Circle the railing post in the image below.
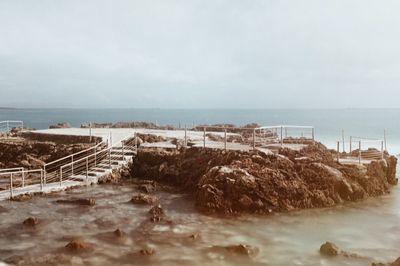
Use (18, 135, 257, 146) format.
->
(381, 140, 384, 159)
(337, 141, 340, 162)
(86, 157, 89, 186)
(60, 168, 63, 187)
(280, 126, 283, 146)
(89, 122, 92, 142)
(135, 132, 138, 152)
(312, 128, 315, 141)
(71, 155, 74, 175)
(253, 128, 256, 150)
(122, 141, 125, 160)
(224, 129, 227, 151)
(40, 170, 43, 191)
(43, 165, 47, 185)
(108, 149, 112, 169)
(22, 170, 25, 188)
(184, 125, 187, 148)
(203, 127, 206, 149)
(358, 141, 362, 164)
(10, 173, 13, 199)
(384, 129, 387, 151)
(94, 146, 97, 167)
(110, 132, 113, 147)
(342, 129, 345, 152)
(350, 136, 352, 153)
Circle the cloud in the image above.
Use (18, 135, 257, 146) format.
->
(0, 0, 399, 108)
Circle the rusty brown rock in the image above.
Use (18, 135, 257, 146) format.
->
(56, 198, 96, 206)
(65, 240, 94, 253)
(139, 248, 156, 256)
(23, 217, 39, 226)
(130, 193, 158, 205)
(131, 145, 397, 215)
(320, 242, 339, 256)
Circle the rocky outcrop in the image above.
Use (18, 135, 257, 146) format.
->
(81, 121, 176, 130)
(373, 257, 400, 266)
(0, 139, 93, 169)
(49, 122, 71, 129)
(131, 144, 397, 214)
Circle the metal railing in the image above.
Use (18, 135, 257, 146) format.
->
(59, 133, 138, 186)
(336, 136, 384, 164)
(43, 141, 106, 184)
(0, 169, 44, 198)
(0, 133, 138, 199)
(0, 120, 24, 133)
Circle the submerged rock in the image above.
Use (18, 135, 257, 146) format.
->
(113, 228, 125, 238)
(372, 257, 400, 266)
(139, 248, 156, 256)
(209, 244, 259, 257)
(65, 240, 94, 253)
(148, 205, 165, 222)
(23, 217, 40, 227)
(56, 198, 96, 206)
(130, 193, 158, 205)
(320, 242, 339, 256)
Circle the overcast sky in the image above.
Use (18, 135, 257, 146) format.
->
(0, 0, 399, 108)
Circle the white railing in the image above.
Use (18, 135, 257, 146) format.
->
(58, 133, 138, 186)
(336, 136, 384, 163)
(0, 169, 44, 198)
(0, 120, 24, 133)
(255, 125, 315, 146)
(43, 141, 106, 184)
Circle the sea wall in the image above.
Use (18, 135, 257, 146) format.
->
(131, 144, 397, 214)
(19, 132, 101, 144)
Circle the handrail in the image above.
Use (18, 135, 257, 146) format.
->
(44, 141, 105, 168)
(0, 168, 42, 176)
(60, 133, 135, 170)
(0, 167, 24, 173)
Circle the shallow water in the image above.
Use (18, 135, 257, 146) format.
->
(1, 183, 400, 266)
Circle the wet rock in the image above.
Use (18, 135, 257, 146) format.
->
(148, 205, 165, 222)
(372, 257, 400, 266)
(99, 171, 122, 184)
(130, 193, 158, 205)
(23, 217, 39, 227)
(225, 244, 259, 256)
(139, 248, 156, 256)
(65, 240, 94, 253)
(49, 122, 71, 129)
(189, 233, 201, 240)
(113, 228, 126, 238)
(320, 241, 339, 256)
(132, 145, 398, 214)
(11, 193, 33, 202)
(139, 183, 156, 193)
(56, 198, 96, 206)
(209, 244, 259, 257)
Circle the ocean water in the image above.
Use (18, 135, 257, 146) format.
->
(1, 108, 399, 153)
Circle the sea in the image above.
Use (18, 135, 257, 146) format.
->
(1, 108, 400, 265)
(0, 108, 399, 154)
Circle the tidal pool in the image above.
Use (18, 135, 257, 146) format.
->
(0, 182, 399, 266)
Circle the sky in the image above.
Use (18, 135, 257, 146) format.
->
(0, 0, 399, 108)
